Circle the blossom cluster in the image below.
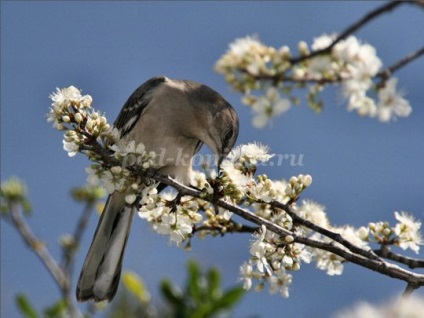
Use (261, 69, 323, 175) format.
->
(240, 199, 422, 296)
(138, 186, 203, 246)
(86, 141, 157, 202)
(363, 211, 423, 254)
(215, 34, 412, 126)
(48, 87, 158, 203)
(135, 142, 314, 296)
(0, 177, 32, 214)
(47, 86, 116, 157)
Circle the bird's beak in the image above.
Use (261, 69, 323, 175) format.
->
(217, 146, 231, 172)
(218, 154, 225, 172)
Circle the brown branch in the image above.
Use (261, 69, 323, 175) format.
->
(377, 46, 424, 81)
(82, 137, 424, 290)
(9, 204, 69, 290)
(8, 203, 83, 316)
(270, 201, 381, 262)
(193, 222, 258, 235)
(403, 282, 420, 297)
(245, 1, 423, 87)
(62, 202, 96, 279)
(245, 70, 344, 85)
(374, 246, 424, 269)
(146, 172, 424, 288)
(290, 1, 420, 65)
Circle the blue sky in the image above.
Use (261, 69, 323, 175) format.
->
(2, 1, 424, 317)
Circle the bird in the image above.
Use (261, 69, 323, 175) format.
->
(76, 76, 239, 302)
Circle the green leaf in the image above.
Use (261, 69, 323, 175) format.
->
(212, 286, 246, 312)
(206, 268, 221, 300)
(160, 279, 184, 308)
(43, 299, 67, 318)
(15, 294, 39, 318)
(187, 260, 201, 300)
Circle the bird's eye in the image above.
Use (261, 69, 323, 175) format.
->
(224, 129, 233, 143)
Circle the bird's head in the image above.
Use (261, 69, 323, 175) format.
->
(178, 79, 239, 169)
(207, 105, 239, 168)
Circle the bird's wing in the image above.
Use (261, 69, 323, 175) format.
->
(114, 76, 167, 138)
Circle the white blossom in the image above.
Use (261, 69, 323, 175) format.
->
(239, 262, 253, 290)
(376, 77, 412, 122)
(47, 86, 92, 129)
(268, 268, 292, 298)
(297, 200, 330, 231)
(394, 211, 422, 253)
(314, 247, 344, 276)
(311, 33, 335, 51)
(228, 35, 263, 57)
(62, 140, 79, 157)
(228, 142, 274, 164)
(248, 178, 284, 203)
(156, 214, 193, 246)
(85, 167, 100, 186)
(250, 226, 274, 274)
(220, 160, 253, 192)
(346, 92, 377, 117)
(248, 87, 291, 128)
(334, 225, 370, 250)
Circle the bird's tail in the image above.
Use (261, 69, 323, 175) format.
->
(76, 191, 135, 302)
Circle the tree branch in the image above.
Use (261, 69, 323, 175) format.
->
(244, 1, 423, 88)
(62, 202, 96, 279)
(9, 204, 71, 295)
(374, 246, 424, 269)
(192, 222, 257, 235)
(290, 0, 422, 65)
(403, 282, 420, 297)
(144, 172, 424, 289)
(377, 46, 424, 82)
(270, 201, 381, 262)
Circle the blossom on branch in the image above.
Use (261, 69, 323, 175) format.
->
(394, 211, 422, 253)
(215, 34, 413, 124)
(47, 86, 423, 300)
(376, 77, 412, 122)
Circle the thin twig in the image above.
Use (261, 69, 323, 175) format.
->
(290, 1, 418, 65)
(10, 204, 69, 291)
(8, 203, 82, 317)
(403, 282, 420, 297)
(374, 246, 424, 269)
(193, 222, 258, 235)
(271, 201, 381, 262)
(62, 202, 96, 279)
(377, 46, 424, 81)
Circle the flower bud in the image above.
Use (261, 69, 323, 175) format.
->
(74, 113, 83, 123)
(110, 166, 122, 174)
(292, 262, 301, 271)
(285, 235, 295, 243)
(302, 175, 312, 187)
(62, 115, 70, 123)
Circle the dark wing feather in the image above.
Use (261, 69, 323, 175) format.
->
(114, 76, 166, 138)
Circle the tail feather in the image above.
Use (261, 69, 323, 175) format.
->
(76, 192, 135, 302)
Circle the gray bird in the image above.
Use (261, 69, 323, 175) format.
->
(76, 76, 239, 302)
